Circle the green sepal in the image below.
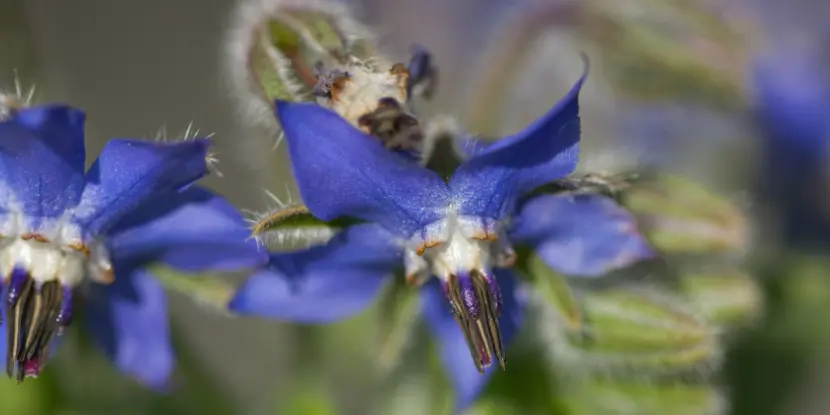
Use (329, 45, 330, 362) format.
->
(571, 289, 721, 380)
(148, 265, 237, 315)
(374, 274, 423, 375)
(248, 202, 357, 250)
(519, 251, 585, 337)
(562, 379, 726, 415)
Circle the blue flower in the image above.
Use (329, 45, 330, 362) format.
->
(230, 61, 654, 411)
(0, 104, 267, 387)
(752, 47, 830, 249)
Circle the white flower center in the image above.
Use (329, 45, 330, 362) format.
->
(404, 214, 513, 284)
(426, 225, 492, 280)
(403, 214, 514, 373)
(0, 213, 112, 287)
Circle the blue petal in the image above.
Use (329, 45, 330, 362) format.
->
(229, 223, 402, 322)
(276, 101, 449, 237)
(511, 193, 654, 277)
(73, 138, 212, 236)
(85, 267, 174, 390)
(422, 270, 525, 414)
(107, 186, 267, 272)
(0, 105, 86, 219)
(449, 60, 587, 220)
(753, 51, 830, 155)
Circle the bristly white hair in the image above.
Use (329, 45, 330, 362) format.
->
(151, 121, 222, 177)
(222, 0, 378, 138)
(243, 187, 337, 249)
(529, 284, 724, 384)
(0, 70, 37, 120)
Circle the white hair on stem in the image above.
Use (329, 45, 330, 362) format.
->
(242, 187, 338, 249)
(149, 121, 222, 177)
(529, 285, 724, 383)
(0, 70, 37, 120)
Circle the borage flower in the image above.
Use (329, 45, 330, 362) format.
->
(752, 46, 830, 249)
(0, 103, 266, 387)
(230, 59, 654, 411)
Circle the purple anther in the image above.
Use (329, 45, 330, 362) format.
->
(457, 274, 481, 320)
(22, 358, 40, 378)
(6, 267, 29, 308)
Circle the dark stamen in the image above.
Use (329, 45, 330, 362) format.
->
(4, 269, 71, 382)
(406, 45, 438, 100)
(442, 270, 506, 373)
(357, 97, 423, 152)
(22, 358, 40, 378)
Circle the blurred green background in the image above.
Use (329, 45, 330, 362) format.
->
(2, 0, 830, 414)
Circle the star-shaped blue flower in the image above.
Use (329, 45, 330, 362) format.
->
(752, 47, 830, 249)
(230, 62, 654, 411)
(0, 104, 267, 387)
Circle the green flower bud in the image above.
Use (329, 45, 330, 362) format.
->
(149, 265, 237, 316)
(562, 379, 727, 415)
(573, 288, 722, 378)
(620, 174, 748, 255)
(678, 269, 763, 330)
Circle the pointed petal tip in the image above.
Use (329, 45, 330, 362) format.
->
(448, 54, 588, 218)
(225, 287, 246, 313)
(571, 52, 590, 95)
(579, 52, 590, 74)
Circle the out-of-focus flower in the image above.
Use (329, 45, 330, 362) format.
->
(751, 45, 830, 250)
(230, 60, 655, 412)
(0, 100, 266, 388)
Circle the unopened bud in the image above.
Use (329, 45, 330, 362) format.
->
(562, 378, 727, 415)
(678, 269, 763, 330)
(224, 0, 379, 131)
(544, 287, 722, 379)
(620, 174, 749, 255)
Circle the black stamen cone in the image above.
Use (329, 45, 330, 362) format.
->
(442, 270, 506, 373)
(357, 97, 423, 153)
(4, 269, 70, 382)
